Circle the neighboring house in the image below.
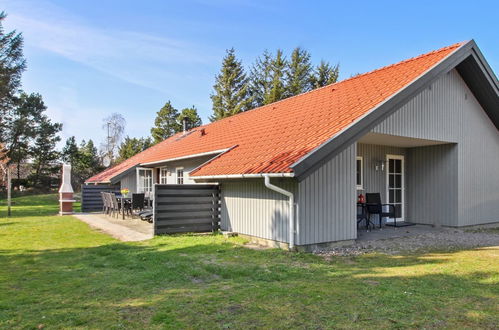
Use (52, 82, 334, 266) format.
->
(86, 40, 499, 250)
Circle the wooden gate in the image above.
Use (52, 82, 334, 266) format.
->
(81, 184, 120, 212)
(153, 184, 220, 234)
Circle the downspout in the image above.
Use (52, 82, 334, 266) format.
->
(263, 175, 295, 250)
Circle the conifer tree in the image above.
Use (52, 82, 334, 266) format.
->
(266, 49, 287, 104)
(0, 12, 26, 140)
(285, 47, 313, 97)
(178, 106, 202, 130)
(249, 50, 273, 107)
(117, 136, 152, 162)
(210, 48, 252, 121)
(311, 60, 339, 88)
(151, 101, 181, 143)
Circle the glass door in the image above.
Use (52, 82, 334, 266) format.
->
(386, 155, 404, 221)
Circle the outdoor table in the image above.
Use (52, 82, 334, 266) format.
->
(116, 195, 131, 220)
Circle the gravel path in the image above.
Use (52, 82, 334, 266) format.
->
(73, 213, 154, 242)
(316, 225, 499, 257)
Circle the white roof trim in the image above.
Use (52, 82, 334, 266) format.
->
(191, 173, 295, 180)
(139, 149, 229, 166)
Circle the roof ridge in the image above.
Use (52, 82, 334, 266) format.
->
(335, 41, 466, 85)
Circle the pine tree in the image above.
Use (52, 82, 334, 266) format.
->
(62, 136, 79, 165)
(117, 136, 153, 162)
(151, 101, 181, 143)
(210, 48, 252, 121)
(311, 60, 339, 88)
(7, 92, 45, 179)
(249, 50, 273, 107)
(0, 12, 26, 141)
(178, 106, 202, 130)
(30, 114, 62, 187)
(266, 49, 287, 104)
(286, 47, 313, 97)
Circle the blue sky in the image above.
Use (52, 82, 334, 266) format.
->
(1, 0, 498, 149)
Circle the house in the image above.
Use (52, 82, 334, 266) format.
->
(86, 40, 499, 250)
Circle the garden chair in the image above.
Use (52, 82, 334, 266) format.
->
(129, 193, 145, 217)
(100, 192, 108, 214)
(365, 193, 397, 228)
(109, 193, 121, 218)
(103, 193, 112, 216)
(357, 203, 372, 231)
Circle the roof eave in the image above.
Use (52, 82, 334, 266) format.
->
(191, 173, 295, 180)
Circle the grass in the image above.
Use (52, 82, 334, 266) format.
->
(0, 195, 498, 329)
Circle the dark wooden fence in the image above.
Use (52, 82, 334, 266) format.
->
(81, 184, 120, 212)
(153, 184, 220, 234)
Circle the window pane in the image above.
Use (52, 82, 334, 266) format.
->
(395, 160, 401, 173)
(389, 174, 394, 188)
(389, 159, 395, 172)
(395, 174, 402, 187)
(389, 189, 394, 202)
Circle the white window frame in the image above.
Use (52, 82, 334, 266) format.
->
(356, 156, 363, 190)
(159, 167, 168, 184)
(385, 154, 405, 222)
(176, 167, 184, 184)
(136, 167, 153, 195)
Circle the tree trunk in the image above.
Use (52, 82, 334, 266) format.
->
(7, 166, 11, 217)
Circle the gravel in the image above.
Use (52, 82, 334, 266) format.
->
(315, 225, 499, 257)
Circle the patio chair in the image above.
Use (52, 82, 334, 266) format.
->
(102, 192, 110, 215)
(357, 203, 372, 231)
(100, 192, 108, 214)
(129, 193, 145, 217)
(365, 193, 397, 228)
(109, 193, 121, 218)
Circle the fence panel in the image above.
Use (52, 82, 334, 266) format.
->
(81, 184, 120, 212)
(154, 184, 220, 234)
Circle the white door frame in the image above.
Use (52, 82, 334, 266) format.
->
(385, 154, 405, 222)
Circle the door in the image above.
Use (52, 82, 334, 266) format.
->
(386, 155, 404, 221)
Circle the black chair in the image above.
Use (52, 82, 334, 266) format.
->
(127, 193, 145, 217)
(357, 203, 372, 231)
(365, 193, 397, 228)
(132, 193, 145, 210)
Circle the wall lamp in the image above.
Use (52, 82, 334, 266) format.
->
(374, 160, 385, 171)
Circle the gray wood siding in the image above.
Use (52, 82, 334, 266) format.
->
(297, 144, 356, 245)
(357, 144, 408, 220)
(159, 155, 215, 184)
(457, 78, 499, 226)
(372, 70, 462, 143)
(120, 171, 137, 193)
(372, 69, 499, 226)
(406, 144, 458, 226)
(220, 178, 297, 243)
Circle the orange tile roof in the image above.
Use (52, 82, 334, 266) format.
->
(86, 42, 463, 183)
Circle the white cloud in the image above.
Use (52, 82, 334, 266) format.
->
(3, 0, 218, 92)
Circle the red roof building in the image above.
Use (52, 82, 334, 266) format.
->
(84, 41, 499, 250)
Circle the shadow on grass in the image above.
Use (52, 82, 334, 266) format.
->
(0, 240, 497, 328)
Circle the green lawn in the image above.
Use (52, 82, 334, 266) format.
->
(0, 195, 498, 329)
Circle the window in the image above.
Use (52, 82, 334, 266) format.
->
(356, 156, 363, 190)
(159, 167, 168, 184)
(137, 168, 153, 194)
(176, 168, 184, 184)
